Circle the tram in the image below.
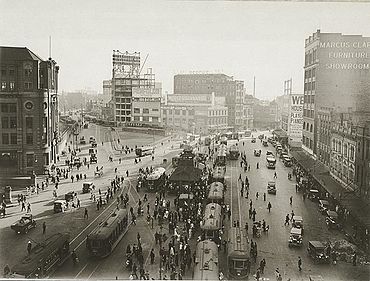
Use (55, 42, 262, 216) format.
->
(228, 144, 240, 160)
(193, 240, 219, 280)
(145, 167, 166, 191)
(214, 145, 227, 166)
(86, 209, 129, 257)
(201, 203, 223, 244)
(11, 233, 70, 278)
(227, 227, 250, 278)
(135, 146, 154, 157)
(207, 182, 224, 204)
(211, 166, 226, 184)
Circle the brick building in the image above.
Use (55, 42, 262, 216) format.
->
(0, 47, 59, 175)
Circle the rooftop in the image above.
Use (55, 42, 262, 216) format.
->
(0, 46, 44, 62)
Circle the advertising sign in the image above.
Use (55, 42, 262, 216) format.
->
(289, 95, 303, 142)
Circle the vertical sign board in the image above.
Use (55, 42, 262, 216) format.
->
(289, 95, 304, 143)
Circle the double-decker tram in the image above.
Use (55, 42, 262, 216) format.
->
(201, 203, 223, 244)
(193, 240, 219, 280)
(227, 227, 250, 278)
(11, 233, 70, 278)
(207, 182, 224, 204)
(145, 167, 166, 191)
(86, 209, 129, 257)
(214, 145, 227, 167)
(228, 144, 240, 160)
(211, 166, 226, 184)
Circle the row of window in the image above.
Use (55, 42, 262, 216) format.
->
(132, 116, 159, 122)
(116, 104, 131, 109)
(332, 139, 355, 161)
(1, 133, 33, 145)
(303, 136, 314, 150)
(304, 48, 317, 66)
(304, 68, 316, 79)
(163, 117, 192, 124)
(1, 103, 17, 113)
(1, 81, 33, 91)
(304, 81, 316, 92)
(303, 109, 314, 118)
(133, 108, 159, 114)
(303, 122, 313, 133)
(1, 116, 33, 129)
(162, 109, 194, 116)
(115, 116, 131, 122)
(208, 117, 227, 125)
(209, 110, 227, 116)
(1, 68, 33, 77)
(115, 97, 131, 103)
(116, 110, 131, 116)
(303, 94, 315, 104)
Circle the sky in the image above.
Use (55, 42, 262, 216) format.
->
(1, 0, 370, 100)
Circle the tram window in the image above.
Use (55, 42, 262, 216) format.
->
(234, 260, 244, 269)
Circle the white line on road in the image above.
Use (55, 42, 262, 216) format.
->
(87, 263, 100, 279)
(74, 263, 88, 279)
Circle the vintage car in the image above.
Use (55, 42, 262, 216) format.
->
(79, 136, 86, 144)
(251, 138, 256, 143)
(309, 189, 320, 201)
(89, 148, 95, 154)
(73, 157, 81, 167)
(267, 181, 276, 194)
(258, 134, 264, 140)
(262, 140, 268, 147)
(89, 136, 96, 143)
(325, 210, 340, 230)
(90, 153, 98, 164)
(266, 150, 274, 157)
(54, 200, 67, 213)
(318, 200, 330, 214)
(82, 182, 95, 193)
(283, 155, 292, 167)
(307, 241, 329, 263)
(11, 214, 37, 234)
(288, 227, 302, 247)
(292, 215, 304, 234)
(254, 149, 261, 157)
(65, 191, 75, 202)
(91, 141, 97, 148)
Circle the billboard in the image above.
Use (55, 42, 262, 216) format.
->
(289, 95, 303, 142)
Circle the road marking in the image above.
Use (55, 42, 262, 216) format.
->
(74, 263, 88, 279)
(87, 263, 100, 279)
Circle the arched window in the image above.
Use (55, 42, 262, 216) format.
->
(310, 124, 313, 132)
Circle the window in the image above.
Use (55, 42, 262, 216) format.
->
(312, 82, 316, 91)
(143, 116, 149, 122)
(1, 82, 7, 90)
(344, 144, 348, 157)
(182, 110, 186, 116)
(1, 117, 9, 129)
(1, 104, 8, 112)
(311, 95, 315, 103)
(24, 68, 32, 77)
(24, 82, 33, 90)
(26, 133, 33, 145)
(152, 108, 159, 112)
(9, 69, 15, 76)
(169, 109, 172, 114)
(10, 133, 17, 145)
(26, 154, 34, 167)
(1, 69, 6, 76)
(134, 108, 140, 114)
(2, 133, 9, 144)
(143, 109, 149, 114)
(25, 117, 33, 129)
(350, 146, 355, 161)
(175, 109, 180, 115)
(9, 82, 15, 90)
(10, 116, 17, 128)
(152, 117, 158, 122)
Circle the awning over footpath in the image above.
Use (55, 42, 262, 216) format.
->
(272, 129, 288, 138)
(169, 166, 202, 183)
(291, 149, 370, 230)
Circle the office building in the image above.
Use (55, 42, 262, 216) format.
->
(0, 46, 59, 175)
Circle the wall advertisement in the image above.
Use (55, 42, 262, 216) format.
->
(289, 95, 303, 142)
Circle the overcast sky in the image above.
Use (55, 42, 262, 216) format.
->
(1, 0, 370, 100)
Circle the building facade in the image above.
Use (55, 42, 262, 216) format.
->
(0, 47, 59, 176)
(131, 88, 161, 127)
(355, 121, 370, 200)
(302, 30, 370, 157)
(173, 73, 252, 130)
(316, 106, 333, 166)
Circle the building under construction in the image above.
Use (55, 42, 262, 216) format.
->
(111, 50, 155, 125)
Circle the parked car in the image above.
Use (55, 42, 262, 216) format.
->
(254, 149, 261, 157)
(266, 151, 274, 156)
(292, 215, 304, 234)
(325, 210, 341, 230)
(262, 140, 268, 147)
(283, 155, 292, 167)
(318, 200, 330, 214)
(267, 181, 276, 194)
(11, 214, 36, 234)
(307, 241, 329, 263)
(82, 182, 95, 193)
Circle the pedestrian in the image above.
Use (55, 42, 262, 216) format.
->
(27, 241, 32, 255)
(275, 268, 280, 280)
(256, 162, 259, 169)
(267, 202, 272, 213)
(285, 214, 290, 226)
(84, 208, 88, 219)
(263, 192, 266, 201)
(21, 201, 26, 212)
(256, 192, 259, 200)
(42, 222, 46, 234)
(290, 196, 293, 205)
(274, 172, 277, 179)
(245, 222, 249, 233)
(27, 203, 31, 213)
(150, 248, 155, 264)
(298, 256, 302, 271)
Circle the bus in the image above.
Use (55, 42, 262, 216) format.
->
(145, 167, 166, 191)
(207, 182, 224, 204)
(266, 156, 277, 169)
(228, 145, 240, 160)
(211, 166, 226, 184)
(11, 233, 70, 278)
(201, 203, 223, 243)
(135, 146, 154, 157)
(86, 209, 129, 257)
(227, 227, 250, 278)
(193, 240, 219, 280)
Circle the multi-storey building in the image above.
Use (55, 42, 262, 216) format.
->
(355, 121, 370, 200)
(173, 73, 252, 130)
(316, 106, 334, 166)
(111, 51, 155, 126)
(253, 100, 279, 130)
(0, 47, 59, 175)
(131, 88, 161, 127)
(302, 30, 370, 156)
(330, 112, 357, 191)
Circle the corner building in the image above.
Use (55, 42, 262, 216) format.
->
(0, 47, 59, 176)
(302, 30, 370, 156)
